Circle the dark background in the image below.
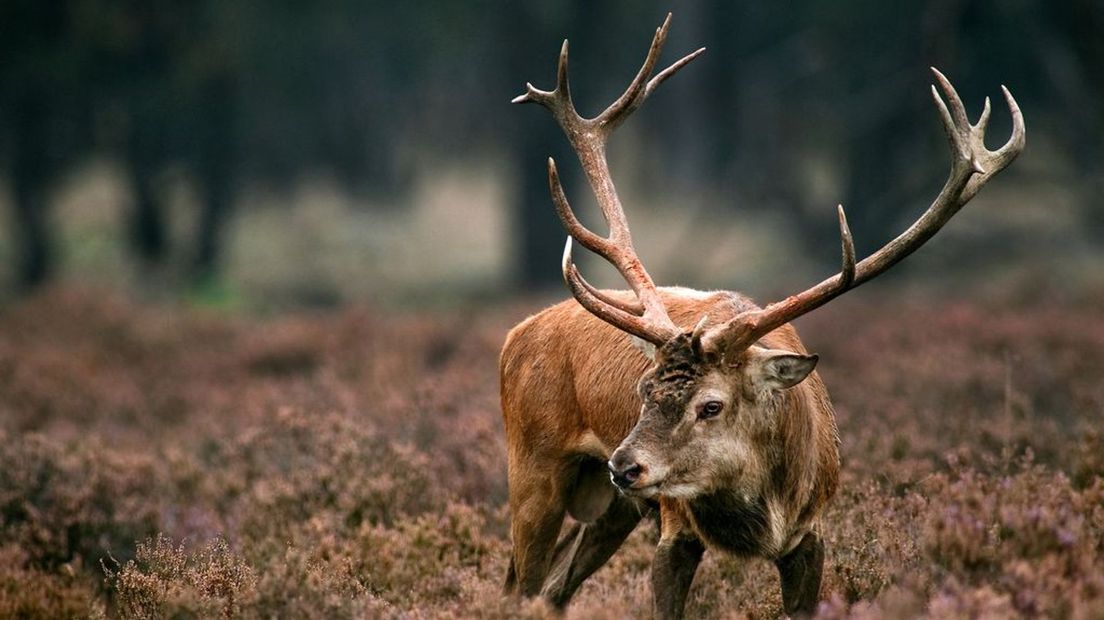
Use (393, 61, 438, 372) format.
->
(0, 1, 1100, 308)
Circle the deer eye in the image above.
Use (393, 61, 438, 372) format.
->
(698, 400, 724, 420)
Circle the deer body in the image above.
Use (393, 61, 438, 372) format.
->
(503, 13, 1023, 618)
(502, 288, 839, 614)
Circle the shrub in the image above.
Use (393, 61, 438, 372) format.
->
(0, 433, 161, 571)
(107, 534, 255, 619)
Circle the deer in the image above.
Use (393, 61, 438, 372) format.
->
(500, 13, 1024, 619)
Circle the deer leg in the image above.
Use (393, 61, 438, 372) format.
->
(504, 461, 567, 597)
(541, 492, 646, 608)
(775, 531, 824, 617)
(651, 533, 705, 620)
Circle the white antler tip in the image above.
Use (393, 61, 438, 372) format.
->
(693, 314, 709, 332)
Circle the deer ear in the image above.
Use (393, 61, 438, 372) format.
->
(630, 335, 657, 360)
(754, 349, 818, 390)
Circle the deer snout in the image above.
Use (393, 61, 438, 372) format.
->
(608, 451, 645, 489)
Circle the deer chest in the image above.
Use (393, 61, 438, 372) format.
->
(688, 490, 773, 557)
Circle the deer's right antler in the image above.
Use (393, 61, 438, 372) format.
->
(513, 13, 705, 346)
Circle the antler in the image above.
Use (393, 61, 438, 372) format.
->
(703, 68, 1026, 356)
(513, 13, 705, 346)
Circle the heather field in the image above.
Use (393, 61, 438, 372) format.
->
(2, 287, 1103, 619)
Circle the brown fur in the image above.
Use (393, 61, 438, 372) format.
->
(500, 287, 840, 614)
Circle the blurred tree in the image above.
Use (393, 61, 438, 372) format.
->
(0, 1, 89, 289)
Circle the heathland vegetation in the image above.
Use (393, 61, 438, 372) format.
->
(1, 287, 1102, 617)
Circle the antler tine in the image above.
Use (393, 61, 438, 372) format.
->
(511, 40, 576, 121)
(994, 86, 1026, 160)
(547, 158, 607, 254)
(556, 39, 571, 102)
(703, 70, 1025, 356)
(646, 46, 707, 100)
(597, 13, 705, 134)
(975, 96, 992, 133)
(837, 205, 856, 288)
(595, 13, 670, 131)
(931, 68, 969, 131)
(562, 239, 646, 317)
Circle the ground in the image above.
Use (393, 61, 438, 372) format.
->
(1, 287, 1102, 618)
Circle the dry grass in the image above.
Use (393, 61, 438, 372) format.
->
(0, 287, 1102, 618)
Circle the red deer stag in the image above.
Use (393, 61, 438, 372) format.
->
(501, 13, 1024, 618)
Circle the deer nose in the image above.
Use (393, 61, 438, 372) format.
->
(608, 453, 644, 488)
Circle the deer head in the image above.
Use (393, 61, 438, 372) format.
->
(514, 14, 1025, 497)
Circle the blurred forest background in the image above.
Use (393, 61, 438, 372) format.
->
(0, 0, 1101, 309)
